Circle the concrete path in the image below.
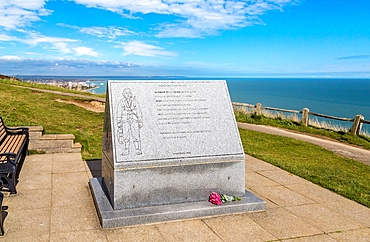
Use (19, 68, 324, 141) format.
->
(238, 122, 370, 166)
(1, 152, 369, 241)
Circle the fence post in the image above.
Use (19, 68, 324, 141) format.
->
(256, 103, 262, 115)
(302, 108, 309, 126)
(243, 105, 248, 114)
(350, 114, 364, 135)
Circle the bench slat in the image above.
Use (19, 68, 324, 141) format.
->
(0, 135, 26, 151)
(0, 135, 26, 162)
(2, 136, 26, 152)
(0, 126, 5, 143)
(0, 136, 15, 153)
(0, 118, 5, 136)
(8, 135, 25, 153)
(0, 136, 17, 153)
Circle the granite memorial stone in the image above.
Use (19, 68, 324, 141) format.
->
(89, 80, 265, 228)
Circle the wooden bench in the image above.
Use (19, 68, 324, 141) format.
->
(0, 116, 29, 194)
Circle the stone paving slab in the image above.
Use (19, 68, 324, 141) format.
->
(325, 201, 370, 227)
(329, 228, 370, 242)
(281, 234, 338, 242)
(104, 225, 163, 241)
(0, 153, 369, 241)
(245, 171, 280, 188)
(156, 220, 223, 241)
(257, 169, 309, 185)
(285, 203, 363, 233)
(285, 183, 348, 205)
(248, 207, 322, 240)
(252, 185, 316, 207)
(245, 155, 281, 172)
(203, 213, 277, 241)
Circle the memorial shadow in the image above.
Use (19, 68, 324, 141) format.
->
(85, 159, 102, 177)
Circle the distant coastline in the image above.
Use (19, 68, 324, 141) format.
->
(0, 74, 22, 81)
(9, 75, 370, 133)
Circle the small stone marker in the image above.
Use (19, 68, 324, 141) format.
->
(89, 80, 265, 228)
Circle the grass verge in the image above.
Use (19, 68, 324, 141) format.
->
(239, 128, 370, 208)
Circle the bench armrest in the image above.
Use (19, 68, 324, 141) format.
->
(5, 127, 29, 136)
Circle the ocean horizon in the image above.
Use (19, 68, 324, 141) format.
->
(22, 76, 370, 133)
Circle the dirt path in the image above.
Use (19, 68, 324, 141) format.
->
(238, 122, 370, 166)
(16, 85, 105, 102)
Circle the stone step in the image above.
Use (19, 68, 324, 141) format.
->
(28, 126, 81, 153)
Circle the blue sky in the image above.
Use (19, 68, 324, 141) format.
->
(0, 0, 369, 77)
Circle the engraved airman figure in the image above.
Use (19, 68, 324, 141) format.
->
(117, 88, 143, 156)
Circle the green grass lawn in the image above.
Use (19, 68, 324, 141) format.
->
(239, 128, 370, 208)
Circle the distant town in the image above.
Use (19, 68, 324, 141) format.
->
(17, 75, 99, 92)
(30, 79, 97, 92)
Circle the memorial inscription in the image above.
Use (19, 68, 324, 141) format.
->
(107, 80, 244, 167)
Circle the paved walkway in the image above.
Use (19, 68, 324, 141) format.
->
(1, 151, 369, 241)
(238, 122, 370, 166)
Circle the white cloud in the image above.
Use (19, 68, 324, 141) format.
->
(58, 23, 137, 39)
(80, 26, 136, 38)
(0, 31, 101, 57)
(73, 0, 300, 37)
(3, 0, 45, 10)
(0, 0, 52, 29)
(19, 31, 78, 54)
(120, 40, 177, 57)
(73, 0, 169, 14)
(72, 46, 100, 57)
(0, 0, 299, 38)
(0, 56, 140, 75)
(52, 42, 71, 54)
(155, 26, 204, 38)
(0, 55, 24, 60)
(0, 33, 17, 41)
(23, 32, 78, 46)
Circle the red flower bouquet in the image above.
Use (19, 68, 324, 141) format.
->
(209, 192, 241, 205)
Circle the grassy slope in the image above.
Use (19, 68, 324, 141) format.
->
(0, 79, 104, 160)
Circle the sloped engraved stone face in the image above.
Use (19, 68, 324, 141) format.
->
(105, 80, 244, 167)
(102, 80, 246, 210)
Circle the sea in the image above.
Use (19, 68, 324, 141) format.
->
(21, 76, 370, 133)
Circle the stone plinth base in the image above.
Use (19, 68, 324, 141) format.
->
(89, 177, 266, 228)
